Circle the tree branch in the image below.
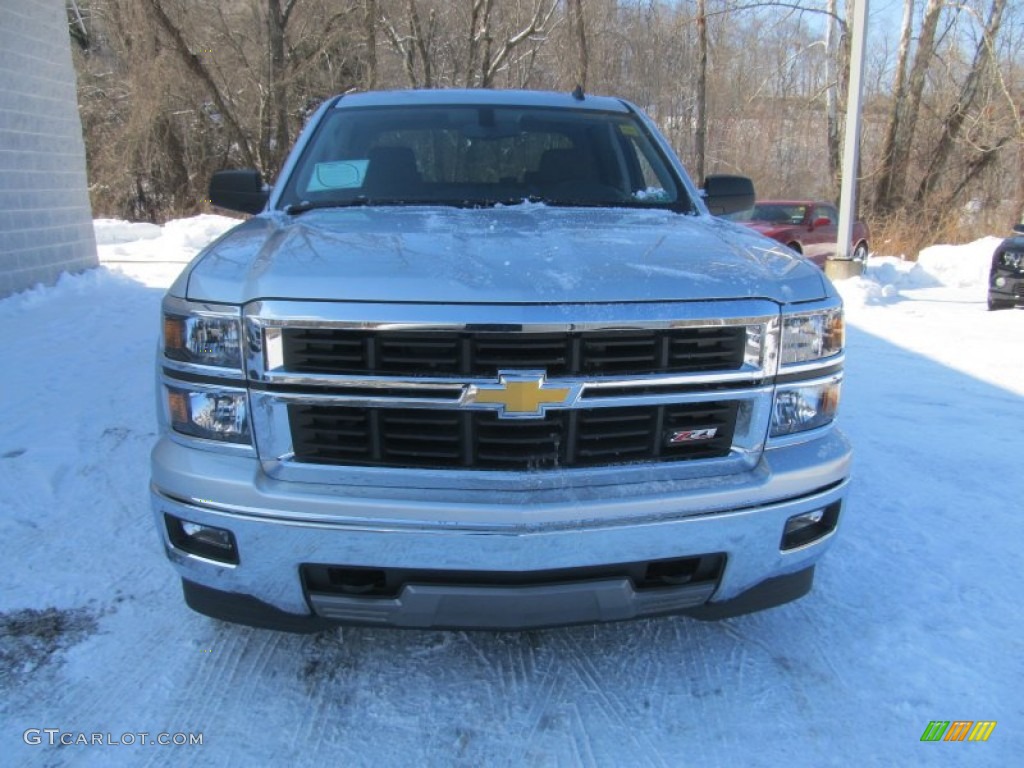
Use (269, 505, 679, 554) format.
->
(141, 0, 256, 168)
(380, 14, 419, 88)
(482, 0, 558, 87)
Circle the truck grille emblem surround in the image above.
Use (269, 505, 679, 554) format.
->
(465, 371, 580, 418)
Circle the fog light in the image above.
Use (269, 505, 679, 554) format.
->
(781, 502, 840, 550)
(165, 514, 239, 564)
(995, 276, 1007, 287)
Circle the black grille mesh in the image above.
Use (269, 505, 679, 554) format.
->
(281, 327, 747, 377)
(289, 402, 738, 470)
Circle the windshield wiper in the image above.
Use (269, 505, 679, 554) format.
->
(538, 198, 660, 210)
(285, 197, 441, 215)
(283, 199, 372, 215)
(286, 197, 545, 213)
(284, 196, 690, 215)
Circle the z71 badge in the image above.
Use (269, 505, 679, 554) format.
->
(667, 428, 719, 444)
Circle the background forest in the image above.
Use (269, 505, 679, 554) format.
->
(68, 0, 1024, 254)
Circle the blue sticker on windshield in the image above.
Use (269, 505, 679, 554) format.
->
(306, 160, 368, 192)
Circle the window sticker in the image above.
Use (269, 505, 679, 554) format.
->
(306, 159, 368, 192)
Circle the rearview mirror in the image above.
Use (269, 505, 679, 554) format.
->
(703, 175, 755, 216)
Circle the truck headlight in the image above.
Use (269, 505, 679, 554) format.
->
(771, 377, 841, 436)
(163, 304, 242, 368)
(167, 386, 251, 444)
(780, 308, 843, 365)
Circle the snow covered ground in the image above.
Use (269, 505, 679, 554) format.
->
(1, 217, 1021, 766)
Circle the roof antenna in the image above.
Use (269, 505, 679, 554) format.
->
(571, 84, 585, 101)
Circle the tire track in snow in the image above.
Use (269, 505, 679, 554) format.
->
(463, 630, 548, 733)
(552, 628, 671, 768)
(510, 645, 569, 765)
(574, 657, 666, 765)
(563, 700, 599, 768)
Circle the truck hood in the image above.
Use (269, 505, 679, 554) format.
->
(181, 206, 827, 305)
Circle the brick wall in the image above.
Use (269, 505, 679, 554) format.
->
(0, 1, 97, 299)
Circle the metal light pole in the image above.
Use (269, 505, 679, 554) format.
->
(827, 0, 870, 281)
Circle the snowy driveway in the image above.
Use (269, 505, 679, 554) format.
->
(1, 220, 1021, 766)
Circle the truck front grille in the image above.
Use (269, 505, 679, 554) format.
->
(281, 327, 747, 377)
(288, 401, 738, 470)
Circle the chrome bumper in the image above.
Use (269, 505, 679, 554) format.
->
(150, 428, 851, 629)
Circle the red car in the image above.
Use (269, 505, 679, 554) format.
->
(728, 200, 870, 267)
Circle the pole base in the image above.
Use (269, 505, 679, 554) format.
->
(824, 259, 865, 280)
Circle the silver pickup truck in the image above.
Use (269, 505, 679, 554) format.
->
(151, 89, 851, 631)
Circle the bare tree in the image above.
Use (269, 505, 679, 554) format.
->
(264, 0, 299, 171)
(872, 0, 943, 216)
(380, 0, 558, 89)
(70, 0, 1022, 237)
(823, 0, 843, 197)
(694, 0, 708, 186)
(870, 0, 913, 210)
(141, 0, 258, 168)
(364, 0, 378, 89)
(914, 0, 1008, 206)
(474, 0, 559, 87)
(567, 0, 589, 91)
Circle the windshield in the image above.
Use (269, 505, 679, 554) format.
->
(278, 105, 688, 211)
(725, 203, 808, 224)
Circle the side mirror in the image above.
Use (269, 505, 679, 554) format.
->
(703, 175, 755, 216)
(1014, 223, 1024, 234)
(210, 170, 268, 215)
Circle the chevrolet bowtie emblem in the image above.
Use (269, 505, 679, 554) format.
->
(467, 372, 579, 418)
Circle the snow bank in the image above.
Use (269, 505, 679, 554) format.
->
(0, 215, 242, 303)
(915, 236, 1001, 288)
(0, 265, 141, 319)
(160, 213, 241, 251)
(834, 237, 1001, 308)
(94, 214, 239, 263)
(93, 218, 162, 244)
(833, 274, 899, 309)
(832, 256, 919, 308)
(866, 256, 934, 289)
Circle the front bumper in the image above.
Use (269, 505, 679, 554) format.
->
(150, 428, 851, 630)
(989, 271, 1024, 305)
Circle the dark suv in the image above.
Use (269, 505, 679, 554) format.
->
(989, 224, 1024, 310)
